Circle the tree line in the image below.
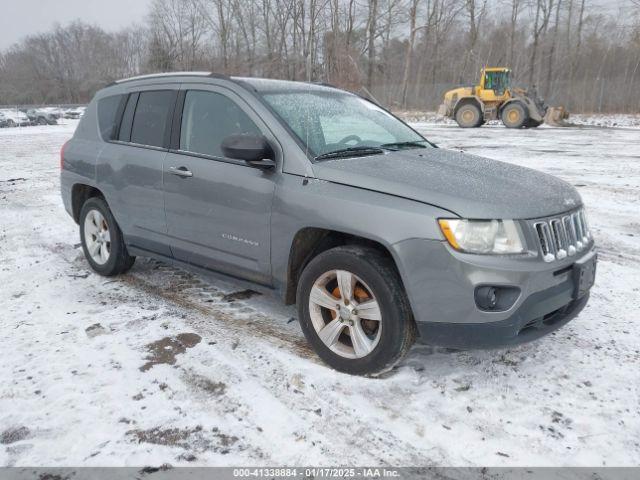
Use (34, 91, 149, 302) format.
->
(1, 0, 639, 113)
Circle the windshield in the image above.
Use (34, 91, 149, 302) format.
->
(484, 71, 510, 92)
(261, 90, 430, 158)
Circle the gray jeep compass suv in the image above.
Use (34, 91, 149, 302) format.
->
(60, 72, 596, 375)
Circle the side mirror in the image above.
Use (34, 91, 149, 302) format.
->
(221, 134, 276, 170)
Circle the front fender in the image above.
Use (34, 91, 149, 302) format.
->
(271, 173, 453, 294)
(453, 95, 485, 115)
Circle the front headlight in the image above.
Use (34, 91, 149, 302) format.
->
(438, 219, 525, 254)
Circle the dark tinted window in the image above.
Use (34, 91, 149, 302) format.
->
(180, 91, 260, 158)
(118, 93, 138, 142)
(130, 90, 176, 148)
(97, 94, 124, 140)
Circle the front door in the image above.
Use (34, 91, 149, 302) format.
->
(163, 86, 276, 284)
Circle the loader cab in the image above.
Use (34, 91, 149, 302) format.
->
(478, 68, 511, 102)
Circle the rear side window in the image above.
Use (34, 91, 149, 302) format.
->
(180, 90, 260, 158)
(118, 93, 138, 142)
(97, 95, 124, 140)
(130, 90, 176, 148)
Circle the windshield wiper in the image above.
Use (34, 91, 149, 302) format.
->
(379, 141, 429, 151)
(314, 146, 385, 161)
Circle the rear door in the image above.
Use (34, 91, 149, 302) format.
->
(163, 85, 277, 284)
(99, 87, 178, 256)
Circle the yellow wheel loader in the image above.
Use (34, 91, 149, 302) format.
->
(438, 67, 569, 128)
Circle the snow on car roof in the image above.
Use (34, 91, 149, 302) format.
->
(233, 76, 339, 93)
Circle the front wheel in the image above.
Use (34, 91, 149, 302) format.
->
(501, 103, 528, 128)
(297, 246, 415, 376)
(79, 197, 135, 276)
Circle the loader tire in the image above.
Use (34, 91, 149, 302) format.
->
(501, 103, 528, 128)
(455, 103, 483, 128)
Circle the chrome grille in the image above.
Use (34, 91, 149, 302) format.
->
(534, 209, 591, 262)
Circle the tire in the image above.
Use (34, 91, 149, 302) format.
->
(297, 245, 416, 376)
(79, 197, 135, 276)
(37, 117, 47, 125)
(501, 102, 528, 128)
(455, 103, 483, 128)
(7, 119, 15, 128)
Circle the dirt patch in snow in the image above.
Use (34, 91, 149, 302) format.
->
(0, 426, 30, 444)
(140, 333, 202, 372)
(0, 177, 27, 184)
(221, 289, 262, 302)
(185, 373, 227, 396)
(127, 426, 238, 453)
(85, 323, 107, 337)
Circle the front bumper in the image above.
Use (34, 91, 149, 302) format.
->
(391, 238, 596, 349)
(416, 288, 589, 349)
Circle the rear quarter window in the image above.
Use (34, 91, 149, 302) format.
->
(97, 95, 124, 141)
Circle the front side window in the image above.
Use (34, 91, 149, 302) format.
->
(130, 90, 176, 148)
(261, 90, 428, 158)
(180, 90, 260, 158)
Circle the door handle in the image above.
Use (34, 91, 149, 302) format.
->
(169, 166, 193, 178)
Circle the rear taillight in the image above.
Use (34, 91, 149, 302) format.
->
(60, 140, 69, 169)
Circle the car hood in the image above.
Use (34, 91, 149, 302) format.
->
(311, 148, 582, 219)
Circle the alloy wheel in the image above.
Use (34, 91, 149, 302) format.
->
(308, 269, 382, 359)
(84, 209, 111, 265)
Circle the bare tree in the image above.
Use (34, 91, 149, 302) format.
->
(460, 0, 487, 81)
(506, 0, 523, 67)
(544, 0, 562, 97)
(570, 0, 586, 83)
(401, 0, 420, 108)
(528, 0, 554, 86)
(366, 0, 379, 91)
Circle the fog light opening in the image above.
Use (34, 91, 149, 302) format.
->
(475, 285, 520, 312)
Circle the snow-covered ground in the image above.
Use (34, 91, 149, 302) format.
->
(399, 111, 640, 129)
(0, 119, 639, 467)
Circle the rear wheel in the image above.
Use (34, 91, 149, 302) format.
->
(501, 103, 528, 128)
(455, 103, 483, 128)
(79, 197, 135, 276)
(297, 245, 415, 376)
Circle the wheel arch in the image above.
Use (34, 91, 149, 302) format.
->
(499, 98, 529, 117)
(71, 183, 105, 223)
(453, 96, 484, 116)
(283, 227, 400, 305)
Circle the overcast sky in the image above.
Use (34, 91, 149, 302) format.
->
(0, 0, 154, 50)
(0, 0, 634, 51)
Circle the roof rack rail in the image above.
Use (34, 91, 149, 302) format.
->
(314, 82, 339, 89)
(109, 71, 230, 86)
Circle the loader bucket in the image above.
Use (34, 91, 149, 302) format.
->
(544, 106, 570, 126)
